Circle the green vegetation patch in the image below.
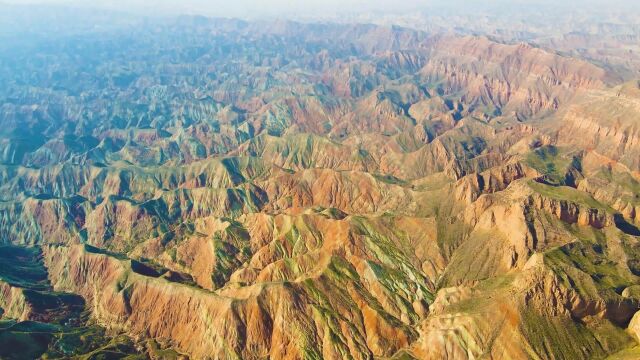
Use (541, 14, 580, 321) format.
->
(544, 239, 635, 300)
(520, 308, 633, 360)
(0, 245, 49, 291)
(528, 180, 606, 210)
(525, 145, 578, 185)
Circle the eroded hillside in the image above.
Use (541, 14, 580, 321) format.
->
(0, 14, 639, 360)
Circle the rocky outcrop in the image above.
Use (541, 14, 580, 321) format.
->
(454, 162, 539, 203)
(448, 179, 616, 283)
(0, 281, 30, 320)
(520, 256, 637, 326)
(411, 252, 639, 360)
(465, 180, 614, 230)
(630, 311, 640, 342)
(555, 81, 640, 171)
(421, 36, 609, 118)
(578, 175, 640, 225)
(525, 191, 612, 229)
(43, 243, 423, 359)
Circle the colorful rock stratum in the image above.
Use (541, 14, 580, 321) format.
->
(1, 5, 640, 360)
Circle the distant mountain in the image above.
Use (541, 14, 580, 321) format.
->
(334, 4, 640, 80)
(0, 11, 639, 360)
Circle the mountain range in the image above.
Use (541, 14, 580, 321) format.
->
(0, 7, 640, 360)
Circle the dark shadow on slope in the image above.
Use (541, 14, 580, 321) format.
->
(614, 214, 640, 236)
(0, 245, 49, 291)
(0, 244, 143, 358)
(130, 259, 165, 278)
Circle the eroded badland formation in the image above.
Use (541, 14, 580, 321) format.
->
(1, 7, 640, 359)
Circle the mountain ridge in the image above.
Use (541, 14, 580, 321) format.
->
(0, 14, 639, 359)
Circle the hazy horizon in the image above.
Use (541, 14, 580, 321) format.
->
(3, 0, 640, 19)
